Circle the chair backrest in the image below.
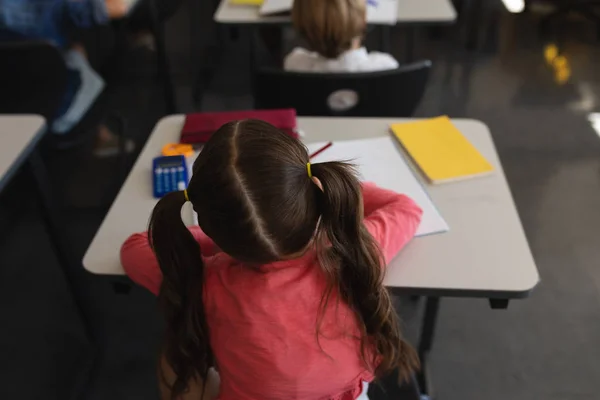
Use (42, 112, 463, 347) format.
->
(0, 40, 68, 121)
(253, 61, 432, 117)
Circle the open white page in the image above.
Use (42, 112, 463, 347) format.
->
(307, 137, 449, 237)
(260, 0, 292, 15)
(367, 0, 398, 25)
(260, 0, 398, 23)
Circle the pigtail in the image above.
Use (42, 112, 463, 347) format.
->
(311, 162, 419, 382)
(148, 191, 212, 399)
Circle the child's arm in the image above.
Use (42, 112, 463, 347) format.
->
(362, 183, 423, 265)
(120, 226, 218, 295)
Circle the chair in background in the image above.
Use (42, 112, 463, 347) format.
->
(0, 41, 67, 122)
(0, 40, 129, 205)
(253, 61, 432, 117)
(368, 371, 423, 400)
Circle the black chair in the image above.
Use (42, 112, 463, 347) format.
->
(0, 40, 128, 144)
(253, 61, 432, 117)
(0, 41, 67, 122)
(0, 40, 129, 205)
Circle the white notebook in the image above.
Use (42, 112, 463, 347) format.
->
(260, 0, 398, 25)
(259, 0, 292, 15)
(366, 0, 398, 25)
(307, 137, 449, 237)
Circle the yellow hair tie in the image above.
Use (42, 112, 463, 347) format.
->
(306, 163, 312, 178)
(183, 189, 190, 202)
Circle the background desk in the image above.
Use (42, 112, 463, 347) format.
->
(214, 0, 457, 60)
(0, 116, 46, 191)
(0, 115, 94, 398)
(215, 0, 458, 25)
(83, 115, 539, 396)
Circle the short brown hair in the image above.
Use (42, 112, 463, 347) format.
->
(293, 0, 367, 59)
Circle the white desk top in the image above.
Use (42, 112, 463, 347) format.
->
(0, 115, 46, 191)
(215, 0, 457, 25)
(84, 116, 538, 298)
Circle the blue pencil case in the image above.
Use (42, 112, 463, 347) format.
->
(153, 155, 189, 198)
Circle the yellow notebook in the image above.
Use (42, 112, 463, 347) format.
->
(390, 116, 494, 184)
(230, 0, 264, 5)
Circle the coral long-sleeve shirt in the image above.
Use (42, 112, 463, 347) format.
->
(120, 183, 422, 400)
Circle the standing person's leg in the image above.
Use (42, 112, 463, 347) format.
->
(126, 0, 184, 32)
(51, 46, 105, 134)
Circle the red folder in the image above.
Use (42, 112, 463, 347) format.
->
(180, 109, 298, 144)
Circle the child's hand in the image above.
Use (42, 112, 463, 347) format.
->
(105, 0, 128, 19)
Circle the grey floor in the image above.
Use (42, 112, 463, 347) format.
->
(1, 1, 600, 399)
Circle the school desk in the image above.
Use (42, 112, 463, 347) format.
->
(213, 0, 457, 60)
(215, 0, 457, 25)
(83, 115, 539, 397)
(0, 115, 94, 398)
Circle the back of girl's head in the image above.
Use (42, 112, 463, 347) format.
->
(149, 119, 418, 399)
(189, 119, 320, 262)
(293, 0, 366, 59)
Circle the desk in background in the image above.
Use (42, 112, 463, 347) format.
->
(0, 116, 46, 191)
(0, 115, 94, 399)
(83, 115, 539, 397)
(215, 0, 457, 25)
(213, 0, 457, 61)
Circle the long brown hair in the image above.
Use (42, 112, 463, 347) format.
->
(149, 119, 418, 399)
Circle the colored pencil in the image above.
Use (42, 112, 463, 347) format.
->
(309, 142, 333, 159)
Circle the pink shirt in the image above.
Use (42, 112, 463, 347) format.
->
(120, 184, 422, 400)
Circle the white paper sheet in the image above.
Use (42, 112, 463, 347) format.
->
(366, 0, 398, 25)
(307, 137, 449, 237)
(184, 151, 201, 226)
(259, 0, 292, 15)
(260, 0, 398, 24)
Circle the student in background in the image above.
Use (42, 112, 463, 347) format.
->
(285, 0, 399, 73)
(121, 119, 422, 400)
(0, 0, 131, 156)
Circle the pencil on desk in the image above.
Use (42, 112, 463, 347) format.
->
(309, 142, 333, 159)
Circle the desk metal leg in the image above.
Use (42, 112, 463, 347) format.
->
(417, 296, 440, 397)
(28, 151, 93, 339)
(463, 0, 482, 51)
(28, 151, 96, 399)
(250, 28, 257, 71)
(150, 0, 176, 114)
(405, 27, 415, 62)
